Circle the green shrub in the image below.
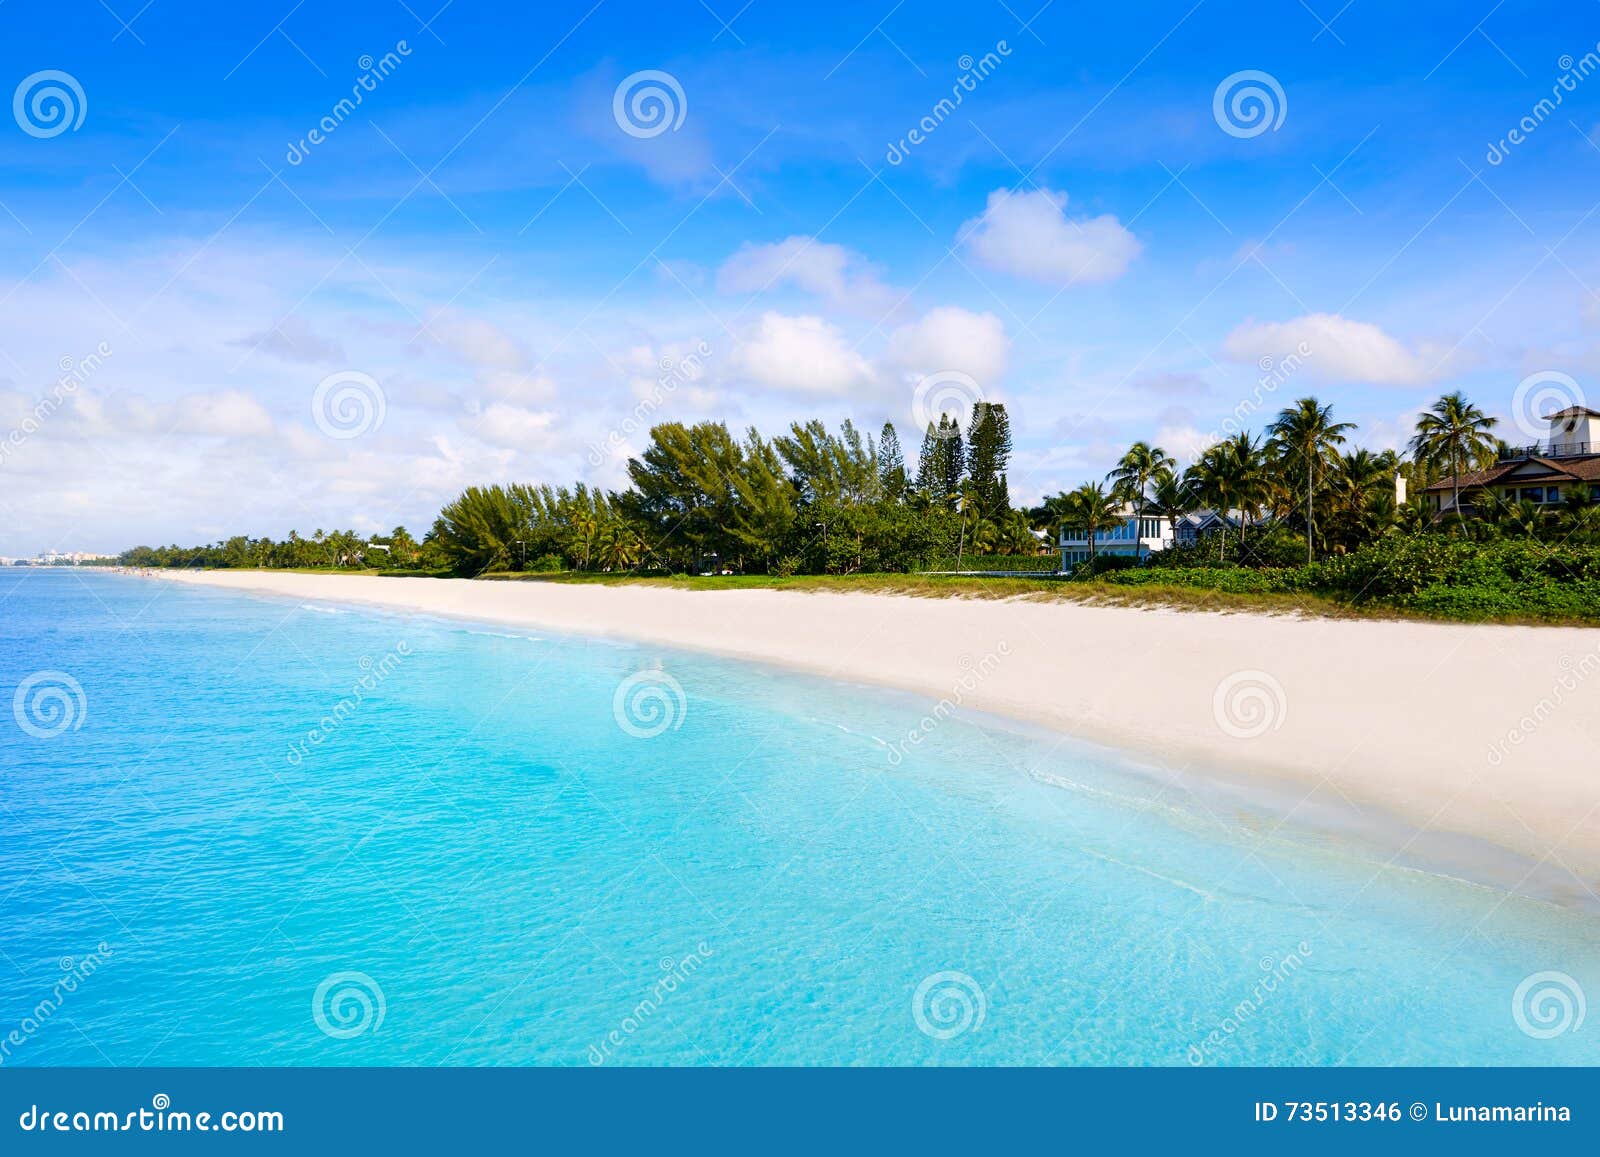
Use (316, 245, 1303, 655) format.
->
(921, 555, 1060, 573)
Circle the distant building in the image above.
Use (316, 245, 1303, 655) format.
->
(1060, 506, 1266, 570)
(1424, 407, 1600, 517)
(1059, 505, 1172, 568)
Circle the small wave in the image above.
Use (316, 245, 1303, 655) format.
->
(298, 603, 344, 614)
(1079, 846, 1218, 903)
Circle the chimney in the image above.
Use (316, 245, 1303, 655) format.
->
(1394, 472, 1407, 506)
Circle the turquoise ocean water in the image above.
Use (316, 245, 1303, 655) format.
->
(1, 570, 1596, 1066)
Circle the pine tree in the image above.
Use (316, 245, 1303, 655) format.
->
(878, 421, 907, 500)
(914, 421, 939, 498)
(938, 415, 966, 509)
(966, 402, 1013, 517)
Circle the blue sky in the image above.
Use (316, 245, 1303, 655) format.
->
(3, 0, 1600, 553)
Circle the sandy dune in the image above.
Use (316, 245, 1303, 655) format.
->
(143, 570, 1600, 896)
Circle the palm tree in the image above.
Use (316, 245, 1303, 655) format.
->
(1106, 441, 1176, 514)
(954, 481, 980, 569)
(1064, 481, 1123, 569)
(1148, 467, 1194, 549)
(1409, 392, 1498, 528)
(1188, 435, 1265, 562)
(1268, 398, 1355, 564)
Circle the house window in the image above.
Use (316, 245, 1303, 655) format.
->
(1546, 487, 1560, 503)
(1521, 487, 1544, 503)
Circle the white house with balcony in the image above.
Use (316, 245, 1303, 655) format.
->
(1424, 405, 1600, 517)
(1058, 505, 1172, 569)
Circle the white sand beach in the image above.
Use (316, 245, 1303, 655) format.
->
(146, 569, 1600, 896)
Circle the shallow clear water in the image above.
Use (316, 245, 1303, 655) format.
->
(1, 570, 1596, 1066)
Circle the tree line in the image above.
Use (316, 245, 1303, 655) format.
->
(116, 390, 1600, 577)
(118, 407, 1035, 575)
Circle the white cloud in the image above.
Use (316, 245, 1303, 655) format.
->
(432, 313, 525, 371)
(732, 312, 874, 396)
(233, 315, 345, 365)
(175, 390, 276, 438)
(887, 307, 1009, 386)
(718, 237, 897, 315)
(472, 402, 558, 448)
(1223, 313, 1439, 386)
(961, 188, 1141, 284)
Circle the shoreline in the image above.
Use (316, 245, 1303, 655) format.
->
(127, 568, 1600, 904)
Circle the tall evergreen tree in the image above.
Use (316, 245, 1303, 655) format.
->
(914, 421, 939, 498)
(966, 402, 1013, 516)
(878, 421, 907, 500)
(938, 415, 966, 508)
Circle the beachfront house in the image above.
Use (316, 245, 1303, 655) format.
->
(1424, 406, 1600, 518)
(1059, 505, 1171, 569)
(1059, 506, 1268, 570)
